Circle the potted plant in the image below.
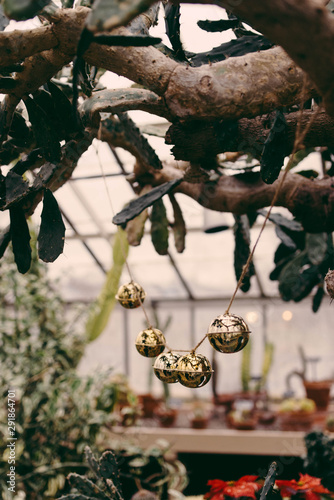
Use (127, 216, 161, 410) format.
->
(189, 402, 211, 429)
(285, 346, 333, 411)
(213, 338, 274, 411)
(278, 397, 316, 431)
(227, 406, 258, 430)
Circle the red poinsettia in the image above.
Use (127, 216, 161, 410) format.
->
(205, 475, 262, 500)
(275, 473, 333, 500)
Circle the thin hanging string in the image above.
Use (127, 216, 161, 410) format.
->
(225, 96, 322, 316)
(95, 120, 152, 329)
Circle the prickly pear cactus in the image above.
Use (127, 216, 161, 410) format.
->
(58, 446, 124, 500)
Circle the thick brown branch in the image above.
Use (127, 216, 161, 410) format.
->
(146, 163, 334, 233)
(214, 0, 334, 116)
(79, 88, 172, 127)
(166, 110, 334, 161)
(0, 7, 315, 124)
(85, 41, 314, 121)
(0, 24, 57, 68)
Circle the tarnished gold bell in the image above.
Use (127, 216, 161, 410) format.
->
(116, 281, 146, 309)
(135, 328, 166, 358)
(176, 353, 212, 388)
(207, 313, 250, 353)
(153, 351, 181, 383)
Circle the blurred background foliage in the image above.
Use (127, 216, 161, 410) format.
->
(0, 229, 133, 499)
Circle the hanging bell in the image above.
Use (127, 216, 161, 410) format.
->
(207, 313, 250, 353)
(175, 352, 212, 388)
(153, 351, 181, 383)
(135, 328, 166, 358)
(116, 281, 146, 309)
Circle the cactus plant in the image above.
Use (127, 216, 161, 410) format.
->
(59, 446, 124, 500)
(59, 443, 188, 500)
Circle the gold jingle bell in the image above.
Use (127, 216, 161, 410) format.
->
(116, 281, 146, 309)
(153, 352, 181, 384)
(207, 313, 250, 353)
(135, 328, 166, 358)
(176, 352, 212, 388)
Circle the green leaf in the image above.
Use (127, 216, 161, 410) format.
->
(197, 18, 240, 32)
(93, 34, 161, 46)
(278, 250, 320, 302)
(85, 228, 128, 342)
(312, 285, 324, 313)
(260, 111, 288, 184)
(9, 206, 31, 273)
(113, 179, 182, 227)
(0, 225, 11, 258)
(164, 2, 187, 61)
(47, 81, 83, 137)
(150, 199, 169, 255)
(126, 208, 148, 246)
(86, 0, 155, 32)
(2, 0, 51, 20)
(5, 170, 29, 205)
(258, 209, 303, 233)
(306, 233, 328, 266)
(233, 214, 254, 292)
(38, 189, 65, 262)
(24, 96, 61, 162)
(275, 225, 297, 250)
(169, 193, 186, 253)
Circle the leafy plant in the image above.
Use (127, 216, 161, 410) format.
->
(304, 431, 334, 491)
(0, 235, 118, 499)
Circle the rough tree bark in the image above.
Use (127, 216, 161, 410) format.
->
(1, 1, 334, 236)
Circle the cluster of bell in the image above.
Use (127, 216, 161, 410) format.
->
(116, 282, 251, 389)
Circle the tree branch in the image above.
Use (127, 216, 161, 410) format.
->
(213, 0, 334, 116)
(0, 24, 57, 68)
(0, 7, 316, 126)
(147, 162, 334, 233)
(79, 88, 172, 127)
(166, 110, 334, 161)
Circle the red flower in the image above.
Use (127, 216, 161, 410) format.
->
(276, 473, 333, 500)
(205, 475, 262, 500)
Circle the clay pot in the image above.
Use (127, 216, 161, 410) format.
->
(303, 380, 332, 410)
(154, 406, 178, 428)
(190, 416, 209, 429)
(138, 394, 161, 419)
(279, 410, 315, 431)
(227, 411, 258, 430)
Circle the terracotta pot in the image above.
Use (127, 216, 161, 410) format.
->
(138, 394, 161, 419)
(191, 417, 209, 429)
(228, 417, 257, 430)
(154, 407, 178, 428)
(257, 410, 277, 426)
(227, 412, 258, 430)
(279, 410, 315, 431)
(303, 380, 332, 410)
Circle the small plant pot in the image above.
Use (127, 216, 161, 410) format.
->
(303, 380, 332, 410)
(279, 411, 315, 431)
(227, 412, 257, 430)
(154, 407, 178, 428)
(257, 410, 277, 426)
(190, 417, 209, 429)
(138, 394, 161, 419)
